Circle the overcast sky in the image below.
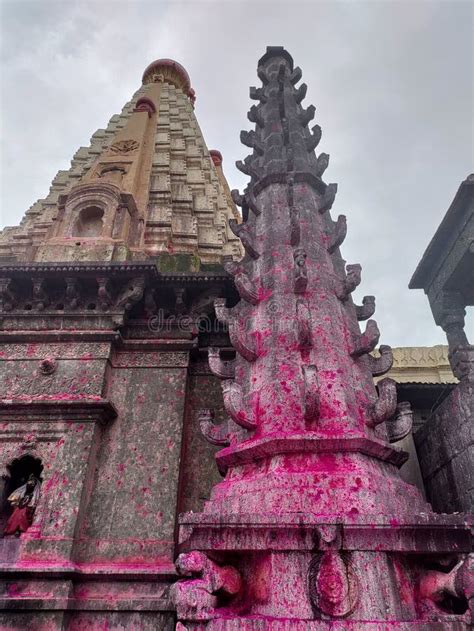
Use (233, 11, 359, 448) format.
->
(0, 0, 472, 347)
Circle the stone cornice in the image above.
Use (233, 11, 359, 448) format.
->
(373, 345, 457, 385)
(0, 398, 117, 424)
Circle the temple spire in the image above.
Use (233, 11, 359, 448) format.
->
(0, 59, 242, 264)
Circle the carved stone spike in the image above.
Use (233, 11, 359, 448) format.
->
(337, 264, 362, 300)
(300, 105, 316, 127)
(318, 183, 337, 214)
(229, 322, 258, 362)
(327, 215, 347, 254)
(350, 319, 380, 357)
(306, 124, 322, 152)
(32, 278, 49, 311)
(199, 409, 231, 447)
(97, 276, 112, 310)
(290, 66, 302, 84)
(308, 551, 358, 618)
(257, 66, 269, 85)
(0, 278, 16, 312)
(235, 159, 251, 176)
(386, 401, 413, 443)
(65, 277, 80, 309)
(303, 365, 319, 421)
(208, 348, 235, 380)
(368, 377, 398, 427)
(240, 130, 264, 156)
(293, 247, 308, 294)
(295, 83, 307, 104)
(249, 86, 267, 103)
(243, 155, 262, 180)
(231, 189, 244, 207)
(247, 105, 264, 128)
(223, 261, 259, 305)
(222, 381, 256, 429)
(368, 345, 393, 376)
(355, 295, 376, 321)
(115, 277, 145, 310)
(229, 219, 260, 260)
(315, 152, 330, 177)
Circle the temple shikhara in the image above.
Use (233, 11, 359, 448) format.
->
(0, 48, 472, 629)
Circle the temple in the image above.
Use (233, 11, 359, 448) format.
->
(0, 49, 472, 629)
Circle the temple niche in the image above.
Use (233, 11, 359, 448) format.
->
(0, 50, 472, 630)
(1, 455, 43, 536)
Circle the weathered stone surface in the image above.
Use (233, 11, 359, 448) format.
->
(415, 377, 473, 513)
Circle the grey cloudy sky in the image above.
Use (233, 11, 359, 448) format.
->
(1, 0, 472, 346)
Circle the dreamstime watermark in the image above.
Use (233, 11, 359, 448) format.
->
(147, 300, 293, 335)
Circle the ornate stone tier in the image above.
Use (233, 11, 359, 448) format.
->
(0, 59, 243, 264)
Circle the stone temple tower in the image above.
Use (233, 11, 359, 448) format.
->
(0, 59, 242, 629)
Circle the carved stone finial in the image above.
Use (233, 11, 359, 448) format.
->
(355, 295, 376, 321)
(368, 377, 398, 427)
(222, 381, 256, 430)
(368, 345, 393, 376)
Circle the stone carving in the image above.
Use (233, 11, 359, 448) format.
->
(249, 86, 267, 103)
(3, 474, 41, 537)
(115, 276, 145, 311)
(240, 130, 264, 156)
(417, 554, 473, 618)
(65, 277, 80, 309)
(229, 219, 260, 259)
(449, 344, 474, 382)
(38, 358, 56, 376)
(199, 409, 232, 447)
(303, 365, 319, 421)
(109, 139, 140, 154)
(247, 104, 264, 128)
(318, 182, 337, 213)
(355, 295, 376, 321)
(386, 401, 413, 443)
(315, 152, 330, 177)
(208, 348, 235, 380)
(224, 260, 259, 305)
(296, 299, 312, 349)
(327, 215, 347, 254)
(337, 264, 362, 300)
(0, 278, 16, 312)
(294, 82, 307, 104)
(367, 344, 393, 376)
(97, 276, 113, 310)
(170, 551, 242, 622)
(368, 377, 398, 427)
(350, 320, 380, 357)
(306, 124, 322, 153)
(293, 247, 308, 294)
(32, 278, 49, 311)
(299, 105, 316, 127)
(308, 551, 358, 618)
(222, 381, 256, 430)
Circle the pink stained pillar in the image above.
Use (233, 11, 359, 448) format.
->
(172, 47, 473, 629)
